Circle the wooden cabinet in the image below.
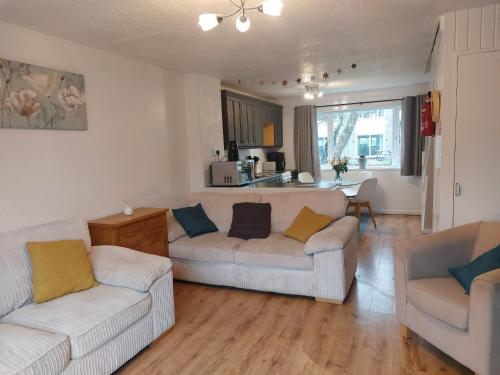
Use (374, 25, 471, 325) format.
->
(88, 208, 169, 257)
(221, 90, 282, 149)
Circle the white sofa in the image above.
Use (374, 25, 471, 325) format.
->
(168, 190, 359, 303)
(0, 219, 175, 375)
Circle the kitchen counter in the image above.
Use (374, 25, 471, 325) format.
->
(248, 180, 338, 189)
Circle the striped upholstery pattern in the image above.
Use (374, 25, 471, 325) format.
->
(172, 191, 358, 302)
(0, 323, 69, 375)
(1, 285, 151, 359)
(170, 232, 244, 263)
(313, 236, 358, 300)
(235, 233, 314, 270)
(261, 190, 348, 232)
(62, 314, 153, 375)
(149, 271, 175, 339)
(90, 245, 172, 292)
(0, 219, 91, 318)
(304, 216, 358, 254)
(235, 265, 314, 296)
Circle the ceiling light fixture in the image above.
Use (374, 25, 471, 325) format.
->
(198, 0, 283, 33)
(304, 84, 323, 100)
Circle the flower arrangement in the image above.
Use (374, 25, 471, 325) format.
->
(329, 157, 349, 181)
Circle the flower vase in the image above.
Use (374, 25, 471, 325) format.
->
(335, 170, 342, 183)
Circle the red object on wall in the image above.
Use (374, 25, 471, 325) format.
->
(421, 100, 436, 137)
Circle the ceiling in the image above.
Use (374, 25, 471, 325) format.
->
(0, 0, 498, 98)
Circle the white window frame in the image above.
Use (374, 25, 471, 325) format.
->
(317, 101, 401, 171)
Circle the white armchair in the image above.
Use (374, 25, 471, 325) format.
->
(394, 221, 500, 375)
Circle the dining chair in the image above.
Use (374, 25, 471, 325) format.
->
(345, 178, 378, 230)
(298, 172, 315, 183)
(358, 170, 373, 181)
(342, 170, 373, 197)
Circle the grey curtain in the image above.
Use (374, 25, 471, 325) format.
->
(401, 95, 426, 176)
(294, 105, 321, 178)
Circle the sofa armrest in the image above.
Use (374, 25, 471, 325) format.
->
(90, 245, 172, 292)
(304, 216, 358, 255)
(167, 211, 186, 243)
(393, 222, 479, 281)
(469, 269, 500, 374)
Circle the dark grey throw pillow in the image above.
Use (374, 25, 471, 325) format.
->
(228, 202, 271, 240)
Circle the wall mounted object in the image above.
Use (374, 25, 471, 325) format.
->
(0, 57, 87, 130)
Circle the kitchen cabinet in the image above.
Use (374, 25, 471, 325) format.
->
(221, 90, 282, 149)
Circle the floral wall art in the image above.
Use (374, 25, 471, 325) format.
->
(0, 58, 87, 130)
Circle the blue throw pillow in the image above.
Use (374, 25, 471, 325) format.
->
(172, 204, 218, 238)
(449, 244, 500, 294)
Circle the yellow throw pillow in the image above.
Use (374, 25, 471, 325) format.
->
(283, 206, 333, 243)
(26, 239, 96, 303)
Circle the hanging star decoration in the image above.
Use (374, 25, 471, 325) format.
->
(232, 61, 361, 88)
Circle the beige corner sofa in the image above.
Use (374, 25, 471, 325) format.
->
(394, 221, 500, 375)
(0, 219, 175, 375)
(168, 190, 359, 303)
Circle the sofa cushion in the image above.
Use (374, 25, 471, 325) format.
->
(169, 232, 245, 263)
(188, 193, 261, 232)
(172, 204, 218, 238)
(0, 219, 91, 318)
(1, 284, 151, 359)
(283, 206, 333, 243)
(449, 244, 500, 294)
(0, 323, 70, 375)
(234, 233, 314, 270)
(228, 202, 272, 240)
(261, 191, 347, 233)
(27, 239, 96, 303)
(407, 277, 469, 330)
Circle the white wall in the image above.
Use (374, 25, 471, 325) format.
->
(432, 4, 500, 231)
(0, 21, 189, 232)
(277, 84, 429, 214)
(184, 74, 224, 191)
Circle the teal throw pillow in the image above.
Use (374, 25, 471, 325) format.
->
(172, 204, 218, 238)
(449, 244, 500, 294)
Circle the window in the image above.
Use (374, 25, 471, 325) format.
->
(317, 103, 401, 169)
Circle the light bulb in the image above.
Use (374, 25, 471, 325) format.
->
(198, 14, 222, 31)
(236, 15, 251, 32)
(317, 91, 324, 98)
(261, 0, 283, 16)
(304, 92, 314, 100)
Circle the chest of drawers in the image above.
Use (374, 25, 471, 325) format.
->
(88, 207, 168, 257)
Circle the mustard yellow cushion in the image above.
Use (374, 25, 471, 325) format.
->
(26, 239, 96, 303)
(283, 206, 333, 243)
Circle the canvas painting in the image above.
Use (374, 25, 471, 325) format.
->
(0, 58, 87, 130)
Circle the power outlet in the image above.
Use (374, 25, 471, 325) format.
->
(212, 148, 220, 157)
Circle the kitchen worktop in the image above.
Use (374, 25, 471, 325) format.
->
(248, 180, 337, 189)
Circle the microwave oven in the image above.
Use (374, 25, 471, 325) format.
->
(211, 161, 253, 186)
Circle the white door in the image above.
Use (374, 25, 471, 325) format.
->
(454, 51, 500, 226)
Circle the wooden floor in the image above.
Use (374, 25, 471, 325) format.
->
(117, 215, 472, 375)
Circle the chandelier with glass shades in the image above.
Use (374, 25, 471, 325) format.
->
(198, 0, 284, 33)
(303, 84, 324, 100)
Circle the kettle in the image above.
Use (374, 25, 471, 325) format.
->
(227, 141, 239, 161)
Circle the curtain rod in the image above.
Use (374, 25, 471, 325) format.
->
(314, 98, 403, 108)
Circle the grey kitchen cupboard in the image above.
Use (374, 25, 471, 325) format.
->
(221, 90, 282, 149)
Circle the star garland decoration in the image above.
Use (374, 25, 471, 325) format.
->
(231, 61, 361, 88)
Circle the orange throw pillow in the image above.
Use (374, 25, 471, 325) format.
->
(283, 206, 333, 243)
